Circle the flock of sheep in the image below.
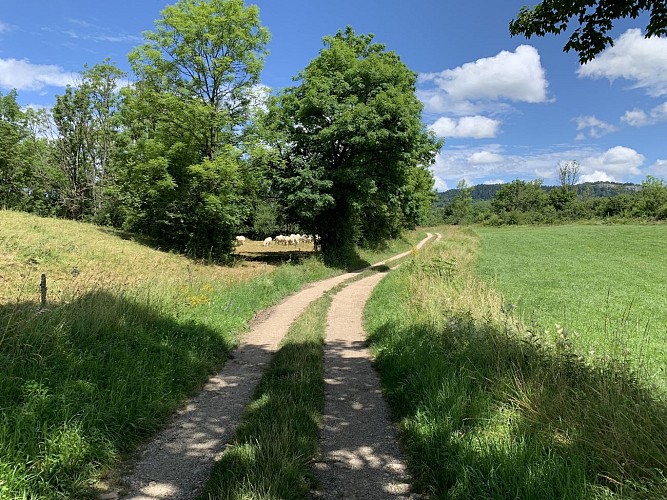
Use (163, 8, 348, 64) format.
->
(235, 234, 317, 247)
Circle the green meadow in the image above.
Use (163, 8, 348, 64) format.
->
(475, 224, 667, 390)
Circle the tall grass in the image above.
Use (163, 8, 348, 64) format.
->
(0, 263, 333, 499)
(365, 226, 667, 499)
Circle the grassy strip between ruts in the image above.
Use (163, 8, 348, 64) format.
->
(198, 293, 332, 500)
(364, 226, 667, 499)
(197, 246, 426, 499)
(0, 209, 424, 499)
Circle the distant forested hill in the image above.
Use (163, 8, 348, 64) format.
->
(435, 181, 641, 205)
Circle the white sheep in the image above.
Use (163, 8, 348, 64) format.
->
(275, 235, 287, 245)
(263, 236, 272, 247)
(235, 235, 246, 246)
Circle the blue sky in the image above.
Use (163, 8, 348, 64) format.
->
(1, 0, 665, 190)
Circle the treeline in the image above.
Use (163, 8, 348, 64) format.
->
(0, 0, 440, 263)
(435, 180, 641, 204)
(437, 176, 667, 226)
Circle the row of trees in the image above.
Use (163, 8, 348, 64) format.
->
(441, 164, 667, 226)
(0, 0, 440, 263)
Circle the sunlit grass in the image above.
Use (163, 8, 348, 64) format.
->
(365, 226, 667, 499)
(474, 224, 667, 390)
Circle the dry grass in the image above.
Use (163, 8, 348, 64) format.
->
(0, 211, 288, 306)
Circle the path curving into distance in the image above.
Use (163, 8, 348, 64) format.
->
(116, 233, 434, 500)
(311, 233, 435, 499)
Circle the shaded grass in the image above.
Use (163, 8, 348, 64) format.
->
(0, 262, 332, 499)
(365, 226, 667, 499)
(199, 295, 331, 500)
(474, 224, 667, 390)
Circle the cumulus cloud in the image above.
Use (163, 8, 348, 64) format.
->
(418, 45, 549, 117)
(432, 176, 449, 192)
(429, 116, 500, 139)
(621, 108, 650, 127)
(649, 159, 667, 176)
(578, 29, 667, 96)
(575, 115, 618, 140)
(428, 144, 647, 189)
(585, 146, 644, 177)
(0, 58, 76, 91)
(653, 102, 667, 121)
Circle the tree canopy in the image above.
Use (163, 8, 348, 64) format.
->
(122, 0, 270, 257)
(269, 27, 441, 262)
(510, 0, 667, 63)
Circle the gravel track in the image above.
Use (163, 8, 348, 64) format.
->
(311, 234, 434, 499)
(111, 234, 434, 500)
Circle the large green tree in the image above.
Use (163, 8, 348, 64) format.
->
(270, 27, 441, 262)
(123, 0, 270, 257)
(0, 91, 57, 214)
(510, 1, 667, 63)
(492, 179, 548, 213)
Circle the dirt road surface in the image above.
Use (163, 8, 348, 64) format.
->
(115, 234, 433, 500)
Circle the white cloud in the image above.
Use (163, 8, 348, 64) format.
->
(429, 115, 500, 139)
(432, 176, 448, 192)
(418, 45, 549, 115)
(483, 179, 506, 185)
(621, 102, 667, 127)
(0, 58, 76, 91)
(578, 29, 667, 96)
(429, 144, 647, 188)
(575, 115, 618, 139)
(580, 171, 616, 183)
(584, 146, 644, 177)
(650, 102, 667, 121)
(649, 159, 667, 176)
(468, 151, 503, 164)
(621, 108, 650, 127)
(0, 21, 11, 33)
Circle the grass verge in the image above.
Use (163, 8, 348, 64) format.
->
(365, 226, 667, 499)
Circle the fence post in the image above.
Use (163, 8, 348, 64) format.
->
(40, 273, 47, 307)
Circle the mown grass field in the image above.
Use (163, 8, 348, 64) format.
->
(0, 209, 422, 499)
(474, 224, 667, 390)
(365, 225, 667, 499)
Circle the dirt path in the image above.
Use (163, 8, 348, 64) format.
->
(311, 234, 434, 499)
(114, 235, 433, 500)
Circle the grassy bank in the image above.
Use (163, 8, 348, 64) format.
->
(0, 210, 421, 499)
(475, 224, 667, 390)
(365, 226, 667, 498)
